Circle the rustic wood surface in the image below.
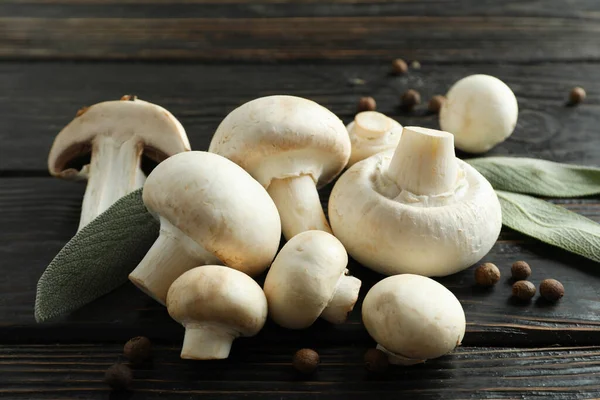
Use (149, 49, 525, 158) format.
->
(1, 1, 600, 399)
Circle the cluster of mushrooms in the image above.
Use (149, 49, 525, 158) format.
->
(48, 74, 517, 365)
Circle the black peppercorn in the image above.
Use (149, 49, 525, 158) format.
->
(364, 348, 389, 373)
(293, 348, 319, 375)
(104, 363, 133, 391)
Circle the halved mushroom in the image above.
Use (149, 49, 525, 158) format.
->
(129, 151, 281, 305)
(329, 126, 502, 277)
(346, 111, 402, 167)
(48, 96, 190, 230)
(209, 95, 350, 240)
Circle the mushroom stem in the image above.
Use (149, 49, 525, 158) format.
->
(387, 127, 459, 196)
(129, 218, 221, 305)
(79, 135, 145, 230)
(375, 344, 425, 366)
(320, 273, 362, 324)
(353, 111, 393, 139)
(267, 175, 332, 240)
(180, 324, 235, 360)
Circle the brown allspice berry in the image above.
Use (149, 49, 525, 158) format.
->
(104, 363, 133, 391)
(364, 348, 389, 373)
(124, 336, 152, 365)
(569, 87, 586, 105)
(540, 279, 564, 302)
(511, 261, 531, 280)
(293, 348, 320, 375)
(401, 89, 421, 110)
(75, 106, 89, 117)
(428, 95, 445, 114)
(357, 96, 376, 112)
(512, 280, 536, 300)
(121, 94, 138, 101)
(474, 263, 501, 287)
(391, 58, 408, 75)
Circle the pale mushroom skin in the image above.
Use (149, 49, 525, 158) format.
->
(129, 151, 281, 304)
(167, 265, 268, 360)
(263, 230, 361, 329)
(329, 126, 502, 277)
(362, 274, 466, 365)
(439, 74, 518, 153)
(209, 95, 351, 240)
(48, 97, 190, 230)
(346, 111, 403, 167)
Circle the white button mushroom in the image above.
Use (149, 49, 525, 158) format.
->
(439, 74, 518, 153)
(48, 97, 190, 230)
(362, 274, 466, 365)
(263, 230, 361, 329)
(329, 126, 502, 277)
(346, 111, 403, 167)
(209, 95, 351, 240)
(167, 265, 268, 360)
(129, 151, 281, 304)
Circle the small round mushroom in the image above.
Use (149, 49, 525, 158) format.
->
(48, 97, 190, 230)
(362, 274, 466, 365)
(329, 126, 502, 277)
(129, 151, 281, 304)
(440, 74, 518, 153)
(167, 265, 267, 360)
(209, 95, 351, 240)
(263, 230, 361, 329)
(345, 111, 403, 167)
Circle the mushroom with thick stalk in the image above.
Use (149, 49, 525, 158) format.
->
(329, 126, 502, 277)
(167, 265, 268, 360)
(439, 74, 518, 153)
(346, 111, 403, 167)
(362, 274, 466, 365)
(129, 151, 281, 305)
(48, 96, 190, 230)
(263, 230, 361, 329)
(209, 95, 350, 240)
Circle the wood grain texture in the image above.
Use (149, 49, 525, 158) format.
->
(2, 177, 600, 345)
(1, 62, 599, 172)
(1, 344, 600, 399)
(1, 1, 600, 61)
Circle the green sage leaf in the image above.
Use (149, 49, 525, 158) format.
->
(468, 157, 600, 197)
(35, 189, 159, 323)
(497, 190, 600, 263)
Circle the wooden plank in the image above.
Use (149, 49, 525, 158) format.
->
(1, 0, 600, 62)
(0, 62, 599, 172)
(2, 177, 600, 345)
(1, 344, 600, 399)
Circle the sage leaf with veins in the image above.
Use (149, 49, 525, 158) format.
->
(497, 190, 600, 263)
(468, 157, 600, 197)
(35, 188, 158, 323)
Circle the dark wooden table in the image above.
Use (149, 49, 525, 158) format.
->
(2, 1, 600, 398)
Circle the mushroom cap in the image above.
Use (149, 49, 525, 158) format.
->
(167, 265, 267, 337)
(263, 230, 349, 329)
(143, 151, 282, 277)
(346, 111, 403, 166)
(328, 150, 502, 277)
(48, 98, 190, 179)
(439, 74, 518, 154)
(362, 274, 466, 361)
(208, 95, 350, 188)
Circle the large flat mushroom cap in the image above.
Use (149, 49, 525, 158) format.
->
(143, 151, 282, 277)
(48, 98, 190, 178)
(208, 95, 350, 188)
